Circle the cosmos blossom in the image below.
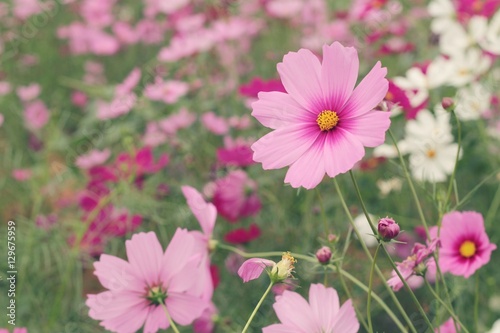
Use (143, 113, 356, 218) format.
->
(86, 230, 210, 333)
(438, 211, 496, 278)
(251, 41, 390, 189)
(262, 284, 359, 333)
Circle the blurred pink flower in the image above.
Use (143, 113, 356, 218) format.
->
(212, 170, 261, 222)
(0, 114, 4, 127)
(75, 149, 111, 169)
(143, 122, 168, 147)
(0, 328, 27, 333)
(16, 83, 40, 102)
(12, 169, 33, 181)
(439, 211, 496, 278)
(201, 112, 229, 135)
(71, 91, 88, 107)
(158, 108, 196, 135)
(193, 302, 218, 333)
(0, 81, 11, 96)
(251, 42, 390, 189)
(435, 318, 457, 333)
(86, 230, 211, 332)
(13, 0, 42, 19)
(224, 223, 261, 244)
(157, 0, 189, 14)
(80, 0, 115, 28)
(96, 94, 137, 120)
(23, 100, 49, 130)
(216, 137, 255, 167)
(239, 77, 286, 98)
(115, 68, 141, 96)
(145, 78, 189, 104)
(262, 284, 360, 333)
(112, 22, 139, 45)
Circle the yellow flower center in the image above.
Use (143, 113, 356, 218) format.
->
(426, 149, 436, 158)
(316, 110, 339, 131)
(459, 240, 476, 258)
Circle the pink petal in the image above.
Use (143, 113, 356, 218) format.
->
(252, 123, 320, 170)
(308, 284, 340, 331)
(323, 129, 365, 178)
(262, 324, 304, 333)
(277, 49, 323, 111)
(252, 91, 315, 129)
(161, 228, 196, 283)
(166, 293, 209, 325)
(321, 42, 359, 111)
(340, 111, 391, 147)
(340, 61, 388, 119)
(273, 290, 320, 332)
(181, 185, 217, 237)
(143, 305, 169, 333)
(237, 258, 275, 282)
(125, 232, 164, 286)
(93, 254, 142, 292)
(331, 300, 360, 333)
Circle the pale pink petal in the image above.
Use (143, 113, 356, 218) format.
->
(93, 254, 142, 291)
(166, 293, 209, 325)
(340, 111, 391, 147)
(125, 232, 163, 286)
(323, 129, 365, 178)
(331, 300, 360, 333)
(252, 123, 320, 170)
(309, 283, 339, 331)
(284, 134, 326, 189)
(161, 228, 196, 283)
(99, 303, 149, 333)
(262, 324, 303, 333)
(168, 254, 212, 299)
(321, 42, 359, 111)
(277, 49, 323, 111)
(340, 61, 388, 119)
(251, 91, 315, 129)
(182, 185, 217, 237)
(273, 290, 320, 332)
(237, 258, 275, 282)
(143, 305, 169, 333)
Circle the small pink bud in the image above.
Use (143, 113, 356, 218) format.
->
(378, 217, 400, 241)
(327, 234, 337, 243)
(315, 246, 332, 264)
(441, 97, 454, 111)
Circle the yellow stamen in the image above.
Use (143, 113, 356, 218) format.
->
(316, 110, 339, 131)
(459, 240, 476, 258)
(426, 149, 436, 158)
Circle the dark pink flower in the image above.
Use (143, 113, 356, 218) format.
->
(216, 137, 255, 167)
(224, 223, 261, 244)
(378, 217, 400, 241)
(238, 77, 286, 98)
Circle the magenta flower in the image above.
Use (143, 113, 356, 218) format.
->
(439, 211, 496, 278)
(262, 284, 359, 333)
(251, 42, 390, 189)
(86, 230, 210, 333)
(435, 318, 457, 333)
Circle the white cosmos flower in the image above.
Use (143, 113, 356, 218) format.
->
(428, 0, 456, 34)
(445, 48, 491, 87)
(486, 319, 500, 333)
(455, 82, 492, 121)
(439, 17, 489, 56)
(353, 214, 378, 248)
(481, 10, 500, 55)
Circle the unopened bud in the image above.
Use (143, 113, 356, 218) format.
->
(315, 246, 332, 264)
(378, 217, 400, 241)
(441, 97, 455, 111)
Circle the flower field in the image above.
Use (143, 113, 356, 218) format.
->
(0, 0, 499, 332)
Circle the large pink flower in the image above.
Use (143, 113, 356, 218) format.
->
(86, 230, 210, 333)
(262, 283, 359, 333)
(251, 42, 390, 189)
(439, 211, 496, 278)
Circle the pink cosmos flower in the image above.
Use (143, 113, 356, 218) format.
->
(439, 211, 496, 278)
(12, 168, 33, 181)
(158, 108, 196, 135)
(224, 223, 261, 244)
(86, 230, 210, 333)
(0, 81, 11, 96)
(251, 42, 390, 189)
(23, 100, 50, 130)
(75, 149, 111, 169)
(262, 284, 360, 333)
(216, 137, 255, 167)
(145, 78, 189, 104)
(201, 112, 229, 135)
(115, 68, 141, 96)
(435, 318, 457, 333)
(17, 83, 40, 102)
(0, 328, 27, 333)
(71, 91, 88, 107)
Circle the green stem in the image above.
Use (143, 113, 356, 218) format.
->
(474, 274, 479, 333)
(333, 178, 416, 333)
(444, 110, 462, 209)
(485, 183, 500, 228)
(315, 188, 330, 237)
(388, 129, 430, 238)
(161, 302, 181, 333)
(367, 244, 381, 333)
(348, 170, 377, 235)
(424, 279, 470, 333)
(241, 280, 274, 333)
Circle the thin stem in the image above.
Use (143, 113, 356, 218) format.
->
(161, 302, 181, 333)
(316, 188, 330, 236)
(485, 183, 500, 228)
(424, 279, 470, 333)
(388, 129, 430, 238)
(241, 280, 274, 333)
(474, 274, 479, 333)
(333, 178, 416, 333)
(444, 110, 462, 209)
(367, 244, 381, 333)
(348, 170, 377, 235)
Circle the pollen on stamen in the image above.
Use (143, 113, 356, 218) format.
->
(459, 240, 476, 258)
(316, 110, 339, 131)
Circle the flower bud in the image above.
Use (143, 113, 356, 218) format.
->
(315, 246, 332, 264)
(270, 252, 296, 283)
(441, 97, 455, 111)
(378, 217, 400, 241)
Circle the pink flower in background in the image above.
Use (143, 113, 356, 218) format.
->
(12, 169, 33, 181)
(201, 112, 229, 135)
(212, 170, 261, 222)
(86, 230, 210, 333)
(145, 78, 189, 104)
(0, 81, 11, 96)
(112, 22, 140, 45)
(23, 100, 50, 130)
(158, 108, 196, 135)
(143, 122, 168, 147)
(239, 77, 286, 98)
(75, 149, 111, 169)
(0, 328, 28, 333)
(0, 114, 4, 127)
(115, 146, 169, 179)
(115, 67, 141, 96)
(251, 42, 390, 189)
(262, 284, 360, 333)
(71, 91, 88, 107)
(13, 0, 42, 19)
(17, 83, 40, 102)
(193, 302, 218, 333)
(217, 137, 255, 167)
(96, 94, 137, 120)
(435, 318, 457, 333)
(439, 211, 496, 278)
(157, 0, 190, 14)
(224, 223, 261, 244)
